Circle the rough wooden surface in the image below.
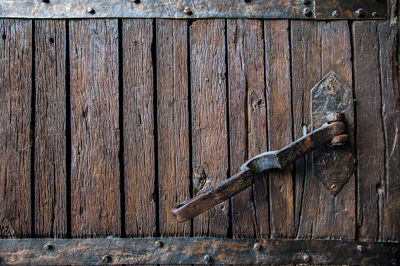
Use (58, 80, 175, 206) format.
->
(353, 21, 385, 242)
(156, 19, 190, 237)
(291, 21, 355, 240)
(34, 20, 67, 237)
(0, 19, 32, 238)
(122, 19, 156, 237)
(378, 22, 400, 242)
(190, 19, 229, 237)
(69, 19, 121, 237)
(265, 20, 295, 239)
(227, 19, 269, 239)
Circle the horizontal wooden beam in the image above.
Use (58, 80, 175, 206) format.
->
(0, 0, 387, 19)
(0, 238, 398, 265)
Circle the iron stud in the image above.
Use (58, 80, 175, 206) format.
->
(303, 253, 311, 262)
(184, 7, 192, 15)
(332, 10, 339, 17)
(155, 241, 163, 248)
(253, 243, 261, 251)
(303, 8, 312, 17)
(44, 244, 53, 251)
(204, 255, 212, 263)
(357, 244, 365, 253)
(355, 8, 364, 18)
(101, 255, 112, 263)
(87, 7, 95, 14)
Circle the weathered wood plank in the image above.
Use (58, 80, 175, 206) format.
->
(265, 20, 295, 238)
(353, 21, 384, 242)
(227, 19, 269, 239)
(0, 19, 32, 237)
(292, 21, 355, 239)
(378, 22, 400, 242)
(122, 19, 156, 237)
(190, 19, 229, 237)
(156, 19, 190, 237)
(34, 20, 67, 237)
(69, 19, 120, 237)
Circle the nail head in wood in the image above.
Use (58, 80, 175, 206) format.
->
(155, 241, 163, 248)
(43, 244, 53, 251)
(357, 244, 365, 253)
(303, 7, 312, 16)
(332, 10, 339, 17)
(355, 8, 364, 17)
(204, 255, 212, 263)
(303, 253, 311, 262)
(184, 7, 192, 15)
(101, 255, 112, 263)
(87, 7, 95, 14)
(253, 243, 261, 251)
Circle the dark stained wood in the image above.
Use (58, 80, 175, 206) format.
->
(34, 20, 67, 237)
(69, 19, 121, 237)
(156, 19, 190, 237)
(265, 20, 295, 238)
(227, 19, 269, 238)
(190, 19, 229, 237)
(292, 21, 356, 240)
(122, 19, 156, 237)
(0, 19, 32, 237)
(378, 22, 400, 242)
(353, 21, 385, 242)
(1, 238, 399, 265)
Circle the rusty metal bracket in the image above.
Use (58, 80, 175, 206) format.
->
(0, 0, 388, 19)
(0, 238, 398, 265)
(172, 72, 354, 223)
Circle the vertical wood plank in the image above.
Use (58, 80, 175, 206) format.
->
(353, 21, 384, 242)
(123, 19, 156, 237)
(265, 20, 295, 238)
(378, 22, 400, 242)
(191, 19, 229, 237)
(0, 19, 32, 238)
(70, 20, 120, 237)
(157, 19, 190, 237)
(34, 20, 67, 237)
(227, 19, 269, 238)
(292, 21, 355, 240)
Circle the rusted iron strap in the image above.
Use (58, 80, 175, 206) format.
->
(0, 238, 398, 265)
(0, 0, 387, 19)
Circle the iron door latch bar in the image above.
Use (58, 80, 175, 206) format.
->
(172, 113, 346, 223)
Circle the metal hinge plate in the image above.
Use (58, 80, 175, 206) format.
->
(0, 0, 388, 19)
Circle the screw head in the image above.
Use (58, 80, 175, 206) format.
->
(155, 241, 163, 248)
(184, 7, 192, 15)
(357, 244, 365, 253)
(332, 10, 339, 17)
(253, 243, 261, 251)
(303, 7, 312, 17)
(44, 244, 53, 250)
(372, 11, 378, 17)
(87, 7, 95, 14)
(302, 0, 310, 4)
(101, 255, 112, 263)
(303, 253, 311, 262)
(355, 8, 364, 18)
(203, 255, 212, 263)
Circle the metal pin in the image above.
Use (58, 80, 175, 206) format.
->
(303, 8, 312, 17)
(184, 7, 192, 15)
(253, 243, 261, 251)
(87, 7, 95, 14)
(155, 241, 163, 248)
(41, 0, 50, 3)
(204, 255, 212, 263)
(332, 10, 339, 17)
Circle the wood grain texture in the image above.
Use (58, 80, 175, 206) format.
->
(122, 19, 156, 237)
(156, 19, 190, 237)
(353, 21, 385, 242)
(190, 19, 229, 237)
(378, 22, 400, 242)
(265, 20, 295, 238)
(227, 19, 269, 238)
(292, 21, 355, 240)
(34, 20, 67, 237)
(69, 19, 120, 237)
(0, 19, 32, 237)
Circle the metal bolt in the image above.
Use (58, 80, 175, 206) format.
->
(372, 11, 378, 17)
(303, 253, 311, 262)
(133, 0, 140, 3)
(184, 7, 192, 15)
(244, 0, 251, 2)
(303, 8, 312, 17)
(44, 244, 53, 251)
(332, 10, 339, 17)
(357, 244, 365, 253)
(87, 7, 95, 14)
(203, 255, 212, 263)
(155, 241, 163, 248)
(253, 243, 261, 251)
(101, 255, 112, 263)
(355, 8, 364, 18)
(41, 0, 50, 3)
(302, 0, 310, 4)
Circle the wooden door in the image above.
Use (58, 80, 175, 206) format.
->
(0, 1, 399, 264)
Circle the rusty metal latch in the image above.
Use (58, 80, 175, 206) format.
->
(172, 72, 355, 223)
